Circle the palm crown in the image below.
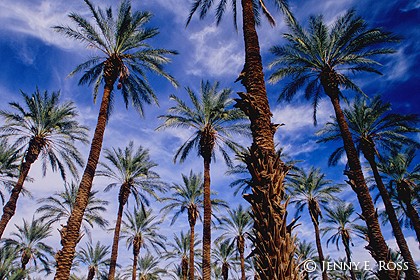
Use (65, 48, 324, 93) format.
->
(54, 0, 178, 115)
(269, 9, 398, 123)
(75, 241, 111, 280)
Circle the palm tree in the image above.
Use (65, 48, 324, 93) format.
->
(0, 139, 20, 205)
(0, 89, 88, 238)
(121, 206, 166, 280)
(212, 240, 236, 280)
(97, 141, 164, 280)
(165, 231, 201, 280)
(2, 217, 54, 275)
(322, 202, 363, 280)
(127, 253, 166, 280)
(52, 1, 177, 277)
(294, 240, 317, 280)
(268, 10, 399, 279)
(187, 1, 297, 278)
(378, 146, 420, 243)
(217, 204, 252, 280)
(317, 95, 420, 278)
(75, 241, 111, 280)
(36, 181, 109, 240)
(0, 246, 26, 280)
(158, 80, 247, 279)
(287, 167, 341, 280)
(161, 171, 204, 280)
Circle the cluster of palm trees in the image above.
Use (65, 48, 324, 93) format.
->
(0, 0, 419, 279)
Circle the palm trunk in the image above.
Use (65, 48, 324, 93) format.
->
(132, 242, 140, 280)
(0, 139, 42, 238)
(222, 262, 229, 280)
(87, 266, 95, 280)
(238, 236, 246, 280)
(343, 239, 356, 280)
(362, 145, 420, 279)
(202, 157, 212, 280)
(235, 0, 298, 279)
(188, 213, 196, 280)
(54, 60, 118, 279)
(325, 90, 396, 280)
(182, 255, 188, 280)
(108, 183, 130, 280)
(397, 182, 420, 244)
(309, 214, 328, 280)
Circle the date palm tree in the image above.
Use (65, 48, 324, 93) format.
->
(0, 139, 20, 205)
(322, 202, 363, 280)
(186, 1, 297, 278)
(75, 241, 111, 280)
(378, 146, 420, 244)
(269, 10, 399, 279)
(0, 89, 88, 238)
(126, 253, 166, 280)
(217, 204, 252, 280)
(121, 206, 166, 280)
(0, 246, 26, 280)
(161, 171, 204, 280)
(2, 217, 54, 275)
(158, 80, 247, 279)
(317, 95, 420, 278)
(97, 141, 164, 280)
(287, 167, 341, 280)
(294, 240, 317, 280)
(36, 181, 109, 241)
(52, 1, 177, 277)
(212, 240, 236, 280)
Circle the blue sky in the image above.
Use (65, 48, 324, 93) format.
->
(0, 0, 419, 278)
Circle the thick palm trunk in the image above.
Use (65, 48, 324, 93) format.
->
(343, 240, 356, 280)
(54, 66, 117, 279)
(310, 215, 328, 280)
(235, 0, 298, 279)
(188, 214, 196, 280)
(362, 145, 420, 279)
(397, 182, 420, 244)
(202, 157, 212, 280)
(325, 90, 396, 280)
(238, 236, 246, 280)
(0, 140, 41, 238)
(108, 183, 130, 280)
(87, 266, 95, 280)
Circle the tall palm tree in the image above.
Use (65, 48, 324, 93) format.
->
(317, 95, 420, 278)
(187, 1, 298, 279)
(0, 139, 20, 205)
(287, 167, 341, 280)
(158, 80, 247, 279)
(97, 141, 164, 280)
(0, 89, 88, 238)
(36, 181, 109, 240)
(322, 202, 362, 280)
(212, 240, 236, 280)
(53, 1, 177, 277)
(2, 217, 54, 275)
(161, 171, 204, 280)
(378, 146, 420, 243)
(217, 204, 252, 280)
(121, 206, 166, 280)
(268, 10, 399, 279)
(126, 253, 166, 280)
(165, 231, 201, 280)
(75, 241, 111, 280)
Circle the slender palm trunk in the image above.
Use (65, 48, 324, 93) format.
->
(132, 240, 141, 280)
(397, 182, 420, 244)
(362, 145, 420, 279)
(202, 157, 211, 280)
(87, 266, 95, 280)
(108, 183, 130, 280)
(310, 215, 328, 280)
(238, 236, 246, 280)
(0, 140, 41, 238)
(54, 61, 118, 279)
(188, 213, 196, 280)
(236, 0, 297, 278)
(343, 239, 356, 280)
(182, 255, 188, 280)
(325, 90, 396, 280)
